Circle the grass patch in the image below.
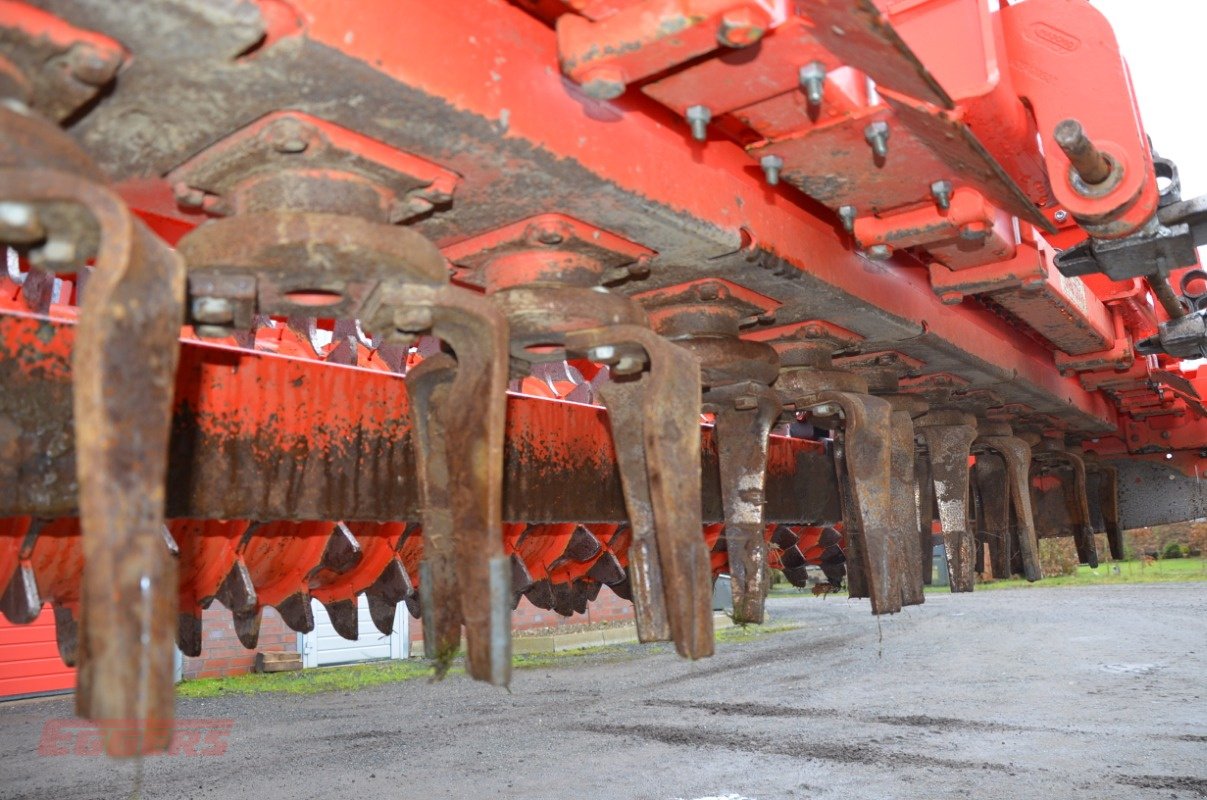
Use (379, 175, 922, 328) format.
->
(177, 658, 440, 699)
(965, 556, 1207, 591)
(714, 621, 801, 642)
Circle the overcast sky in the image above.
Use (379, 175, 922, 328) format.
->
(1092, 0, 1206, 197)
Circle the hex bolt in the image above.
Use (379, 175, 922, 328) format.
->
(588, 344, 617, 362)
(697, 281, 721, 301)
(760, 154, 784, 186)
(172, 182, 205, 209)
(866, 244, 892, 260)
(1054, 209, 1069, 223)
(1053, 118, 1112, 186)
(864, 121, 890, 159)
(263, 117, 311, 154)
(37, 239, 77, 270)
(798, 61, 826, 106)
(579, 67, 626, 101)
(613, 354, 645, 375)
(959, 222, 988, 241)
(837, 205, 857, 233)
(930, 179, 953, 211)
(716, 8, 766, 48)
(191, 296, 235, 326)
(685, 105, 712, 142)
(0, 201, 44, 244)
(67, 42, 121, 86)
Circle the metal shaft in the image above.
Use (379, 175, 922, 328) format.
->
(1054, 119, 1112, 185)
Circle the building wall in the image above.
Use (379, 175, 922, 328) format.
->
(182, 602, 298, 680)
(185, 588, 636, 680)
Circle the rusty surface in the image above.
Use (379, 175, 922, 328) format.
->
(917, 413, 978, 593)
(2, 161, 183, 755)
(889, 409, 923, 606)
(709, 384, 779, 624)
(567, 324, 713, 659)
(977, 434, 1041, 582)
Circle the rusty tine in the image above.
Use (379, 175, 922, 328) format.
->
(711, 384, 780, 624)
(1, 163, 184, 756)
(915, 454, 936, 585)
(820, 391, 900, 615)
(916, 412, 979, 593)
(1057, 451, 1099, 568)
(974, 453, 1014, 580)
(977, 434, 1041, 581)
(890, 409, 924, 606)
(832, 435, 867, 599)
(567, 325, 714, 659)
(1087, 460, 1123, 560)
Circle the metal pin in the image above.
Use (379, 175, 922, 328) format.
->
(930, 180, 953, 211)
(685, 105, 712, 142)
(760, 154, 784, 185)
(864, 121, 890, 159)
(798, 61, 826, 106)
(838, 205, 857, 233)
(1054, 118, 1112, 186)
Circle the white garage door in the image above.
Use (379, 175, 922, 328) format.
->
(300, 595, 408, 668)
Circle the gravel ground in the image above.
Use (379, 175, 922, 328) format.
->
(1, 583, 1205, 800)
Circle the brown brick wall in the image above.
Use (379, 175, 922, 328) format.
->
(182, 602, 298, 680)
(188, 588, 635, 678)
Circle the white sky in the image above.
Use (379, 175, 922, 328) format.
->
(1092, 0, 1207, 197)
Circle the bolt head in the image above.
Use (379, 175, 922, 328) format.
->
(0, 202, 43, 244)
(579, 67, 626, 100)
(734, 396, 759, 411)
(262, 117, 313, 154)
(716, 8, 766, 48)
(34, 239, 77, 271)
(172, 182, 205, 209)
(696, 282, 721, 301)
(191, 296, 235, 325)
(67, 42, 121, 86)
(1054, 209, 1069, 223)
(866, 244, 892, 260)
(812, 403, 838, 417)
(613, 354, 645, 375)
(588, 345, 617, 362)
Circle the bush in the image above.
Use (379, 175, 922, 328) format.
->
(1162, 541, 1185, 559)
(1038, 537, 1079, 577)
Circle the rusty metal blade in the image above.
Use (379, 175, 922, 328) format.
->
(979, 436, 1040, 582)
(712, 386, 779, 624)
(890, 410, 923, 606)
(2, 167, 186, 757)
(918, 418, 978, 593)
(824, 391, 900, 614)
(569, 325, 713, 659)
(974, 453, 1013, 580)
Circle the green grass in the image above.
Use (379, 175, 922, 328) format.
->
(177, 658, 440, 699)
(177, 617, 800, 699)
(963, 556, 1207, 592)
(766, 558, 1207, 599)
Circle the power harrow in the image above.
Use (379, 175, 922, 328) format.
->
(1, 0, 1204, 756)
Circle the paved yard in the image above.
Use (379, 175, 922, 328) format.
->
(2, 583, 1205, 800)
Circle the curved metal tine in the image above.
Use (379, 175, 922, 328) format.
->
(890, 410, 923, 606)
(406, 354, 464, 676)
(914, 453, 935, 585)
(1058, 452, 1099, 568)
(430, 287, 511, 686)
(820, 391, 899, 615)
(979, 436, 1041, 581)
(1097, 464, 1123, 560)
(833, 434, 867, 599)
(3, 168, 184, 757)
(918, 421, 978, 592)
(711, 384, 780, 624)
(567, 325, 713, 659)
(974, 453, 1013, 580)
